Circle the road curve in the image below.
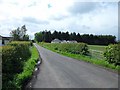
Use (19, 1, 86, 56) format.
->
(33, 43, 118, 88)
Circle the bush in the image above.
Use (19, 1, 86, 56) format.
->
(2, 41, 31, 89)
(42, 43, 89, 55)
(8, 41, 31, 61)
(104, 43, 120, 66)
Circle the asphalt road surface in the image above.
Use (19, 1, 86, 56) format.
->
(33, 43, 118, 88)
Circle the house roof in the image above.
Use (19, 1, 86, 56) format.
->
(0, 35, 12, 40)
(51, 39, 61, 42)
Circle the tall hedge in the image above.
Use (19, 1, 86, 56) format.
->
(104, 43, 120, 66)
(8, 41, 31, 61)
(2, 41, 31, 89)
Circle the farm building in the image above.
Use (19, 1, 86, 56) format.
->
(0, 35, 12, 46)
(67, 40, 77, 43)
(51, 39, 61, 43)
(61, 40, 67, 43)
(51, 39, 77, 43)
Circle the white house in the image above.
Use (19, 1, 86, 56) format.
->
(51, 39, 78, 43)
(61, 40, 67, 43)
(0, 35, 12, 46)
(67, 40, 77, 43)
(51, 39, 61, 43)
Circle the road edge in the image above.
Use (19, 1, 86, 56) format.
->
(24, 43, 42, 89)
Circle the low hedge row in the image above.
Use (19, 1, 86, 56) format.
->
(2, 41, 33, 89)
(42, 43, 89, 55)
(104, 43, 120, 66)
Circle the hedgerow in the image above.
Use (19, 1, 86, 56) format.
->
(42, 43, 89, 55)
(8, 41, 31, 62)
(2, 41, 38, 89)
(104, 43, 120, 66)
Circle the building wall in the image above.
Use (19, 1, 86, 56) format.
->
(0, 40, 2, 46)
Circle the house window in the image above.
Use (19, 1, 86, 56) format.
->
(2, 40, 5, 45)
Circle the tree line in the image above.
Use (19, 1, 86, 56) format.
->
(34, 30, 116, 45)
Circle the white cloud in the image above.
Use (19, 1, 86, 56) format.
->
(0, 0, 119, 40)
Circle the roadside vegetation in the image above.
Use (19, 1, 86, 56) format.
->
(43, 43, 89, 55)
(104, 43, 120, 66)
(2, 41, 39, 89)
(1, 25, 40, 89)
(39, 42, 120, 72)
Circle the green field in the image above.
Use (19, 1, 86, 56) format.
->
(88, 45, 107, 52)
(88, 45, 107, 60)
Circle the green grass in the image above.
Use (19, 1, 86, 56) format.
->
(88, 45, 107, 60)
(39, 43, 120, 72)
(13, 46, 39, 88)
(88, 45, 107, 52)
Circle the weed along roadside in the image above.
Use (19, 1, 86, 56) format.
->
(25, 43, 42, 89)
(2, 41, 41, 89)
(38, 42, 120, 72)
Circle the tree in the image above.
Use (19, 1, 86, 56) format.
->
(10, 27, 20, 40)
(52, 30, 59, 39)
(65, 31, 70, 40)
(70, 32, 77, 40)
(23, 34, 29, 41)
(76, 33, 82, 42)
(20, 25, 27, 40)
(34, 32, 43, 42)
(10, 25, 29, 41)
(43, 30, 52, 42)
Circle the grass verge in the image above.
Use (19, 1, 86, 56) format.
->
(39, 43, 120, 72)
(13, 46, 39, 89)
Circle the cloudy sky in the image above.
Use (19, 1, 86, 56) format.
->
(0, 0, 119, 40)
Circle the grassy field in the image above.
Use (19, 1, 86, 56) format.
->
(88, 45, 107, 60)
(39, 43, 120, 71)
(88, 45, 107, 52)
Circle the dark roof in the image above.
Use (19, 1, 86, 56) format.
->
(0, 35, 12, 40)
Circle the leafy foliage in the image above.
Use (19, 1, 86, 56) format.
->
(104, 43, 120, 66)
(2, 41, 32, 89)
(10, 25, 29, 41)
(41, 43, 89, 55)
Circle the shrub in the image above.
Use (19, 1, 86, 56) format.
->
(42, 43, 89, 55)
(104, 43, 120, 66)
(8, 41, 31, 61)
(2, 41, 31, 89)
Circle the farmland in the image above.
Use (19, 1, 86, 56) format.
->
(39, 42, 120, 71)
(88, 45, 107, 52)
(88, 45, 107, 60)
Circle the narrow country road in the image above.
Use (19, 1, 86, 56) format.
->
(32, 43, 118, 88)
